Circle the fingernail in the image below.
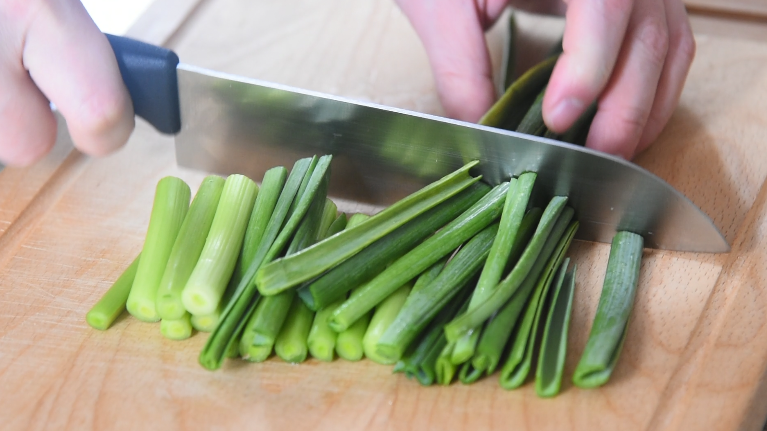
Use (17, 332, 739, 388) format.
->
(547, 97, 585, 132)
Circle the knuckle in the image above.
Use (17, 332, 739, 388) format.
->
(636, 18, 669, 66)
(77, 87, 130, 137)
(674, 30, 696, 65)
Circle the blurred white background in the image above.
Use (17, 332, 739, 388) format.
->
(81, 0, 155, 34)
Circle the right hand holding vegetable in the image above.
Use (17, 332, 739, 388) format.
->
(0, 0, 134, 166)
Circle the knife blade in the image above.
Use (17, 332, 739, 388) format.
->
(107, 35, 728, 253)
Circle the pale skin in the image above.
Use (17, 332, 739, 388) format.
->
(0, 0, 694, 166)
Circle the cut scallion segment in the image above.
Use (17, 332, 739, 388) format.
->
(443, 196, 568, 342)
(316, 199, 338, 241)
(499, 219, 578, 389)
(156, 175, 225, 320)
(376, 224, 498, 362)
(191, 313, 218, 333)
(464, 209, 545, 378)
(234, 166, 287, 283)
(200, 157, 316, 370)
(256, 161, 482, 296)
(128, 177, 191, 322)
(362, 283, 413, 364)
(536, 263, 576, 397)
(436, 342, 458, 385)
(573, 231, 643, 388)
(182, 174, 258, 316)
(298, 182, 489, 311)
(452, 172, 536, 364)
(307, 300, 344, 361)
(336, 311, 371, 361)
(307, 214, 352, 361)
(161, 313, 193, 340)
(86, 254, 140, 330)
(274, 296, 315, 363)
(329, 182, 510, 333)
(395, 281, 471, 386)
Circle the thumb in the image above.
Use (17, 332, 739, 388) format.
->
(396, 0, 505, 123)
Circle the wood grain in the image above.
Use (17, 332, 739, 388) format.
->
(2, 2, 767, 430)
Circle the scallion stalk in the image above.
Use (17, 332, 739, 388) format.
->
(233, 166, 288, 283)
(274, 296, 315, 363)
(182, 174, 258, 316)
(376, 224, 499, 362)
(499, 219, 578, 389)
(452, 172, 536, 364)
(335, 312, 371, 361)
(86, 254, 141, 330)
(329, 182, 510, 333)
(573, 231, 643, 388)
(362, 283, 413, 364)
(127, 177, 191, 322)
(156, 175, 225, 320)
(200, 156, 326, 370)
(161, 312, 193, 340)
(297, 182, 489, 311)
(443, 196, 568, 342)
(256, 161, 482, 296)
(536, 263, 576, 397)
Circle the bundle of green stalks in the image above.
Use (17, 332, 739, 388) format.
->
(86, 54, 644, 396)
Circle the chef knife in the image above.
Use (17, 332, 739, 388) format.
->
(106, 34, 728, 253)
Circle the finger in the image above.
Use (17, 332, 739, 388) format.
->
(22, 0, 134, 157)
(635, 0, 695, 154)
(395, 0, 507, 123)
(585, 0, 669, 159)
(542, 0, 633, 133)
(0, 68, 57, 166)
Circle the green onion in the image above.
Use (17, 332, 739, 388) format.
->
(256, 161, 482, 296)
(156, 175, 225, 320)
(127, 177, 191, 322)
(200, 156, 326, 370)
(536, 263, 576, 397)
(199, 157, 317, 370)
(325, 213, 348, 237)
(86, 254, 141, 330)
(435, 342, 458, 385)
(479, 55, 558, 130)
(306, 213, 353, 362)
(182, 174, 258, 316)
(459, 209, 545, 382)
(395, 278, 471, 386)
(190, 280, 236, 333)
(161, 312, 193, 340)
(516, 87, 547, 136)
(336, 312, 371, 361)
(316, 199, 338, 241)
(233, 166, 288, 283)
(298, 182, 490, 311)
(238, 171, 329, 359)
(274, 296, 315, 363)
(573, 231, 644, 388)
(443, 196, 568, 342)
(452, 172, 536, 364)
(362, 282, 413, 364)
(499, 219, 578, 389)
(329, 182, 510, 333)
(376, 224, 498, 362)
(307, 299, 344, 361)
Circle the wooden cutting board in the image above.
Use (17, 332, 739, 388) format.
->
(2, 1, 767, 430)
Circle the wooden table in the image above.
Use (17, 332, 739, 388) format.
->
(2, 1, 767, 430)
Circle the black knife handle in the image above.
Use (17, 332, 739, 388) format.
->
(106, 34, 181, 134)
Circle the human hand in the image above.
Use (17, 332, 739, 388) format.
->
(0, 0, 134, 167)
(395, 0, 695, 160)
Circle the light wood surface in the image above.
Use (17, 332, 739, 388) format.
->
(2, 2, 767, 430)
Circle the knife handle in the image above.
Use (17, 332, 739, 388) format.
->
(106, 34, 181, 134)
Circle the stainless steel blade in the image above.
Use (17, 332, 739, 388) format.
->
(174, 64, 729, 253)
